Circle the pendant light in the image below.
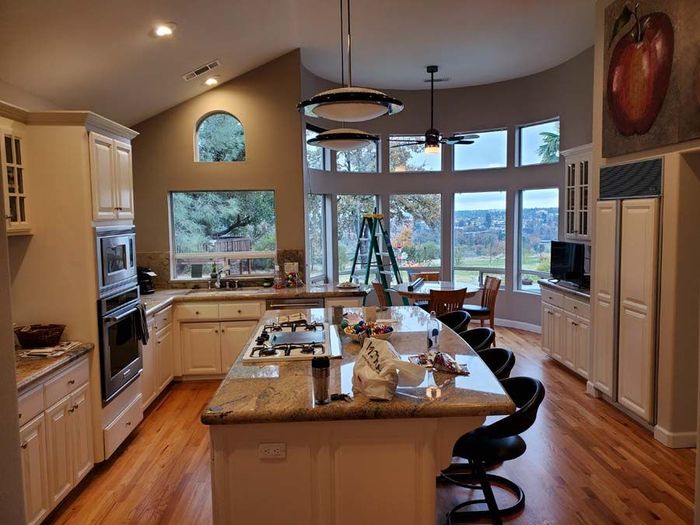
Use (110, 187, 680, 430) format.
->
(298, 0, 403, 123)
(307, 128, 378, 151)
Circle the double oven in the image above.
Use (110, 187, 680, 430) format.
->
(96, 226, 142, 404)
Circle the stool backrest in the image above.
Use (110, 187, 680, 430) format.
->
(458, 327, 495, 352)
(478, 347, 515, 380)
(478, 377, 545, 440)
(437, 310, 471, 333)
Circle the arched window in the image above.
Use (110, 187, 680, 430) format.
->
(195, 112, 245, 162)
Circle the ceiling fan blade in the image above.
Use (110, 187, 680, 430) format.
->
(390, 141, 425, 148)
(453, 133, 480, 140)
(442, 139, 475, 145)
(453, 140, 475, 145)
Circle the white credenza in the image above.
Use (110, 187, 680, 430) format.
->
(541, 284, 591, 379)
(17, 355, 93, 525)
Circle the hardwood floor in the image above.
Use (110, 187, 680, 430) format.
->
(47, 327, 695, 525)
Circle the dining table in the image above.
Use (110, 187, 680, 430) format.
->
(391, 280, 479, 303)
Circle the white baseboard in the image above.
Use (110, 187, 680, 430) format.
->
(494, 318, 541, 334)
(653, 425, 697, 448)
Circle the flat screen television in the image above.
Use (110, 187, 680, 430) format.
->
(550, 241, 586, 287)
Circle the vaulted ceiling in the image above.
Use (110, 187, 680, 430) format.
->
(0, 0, 594, 126)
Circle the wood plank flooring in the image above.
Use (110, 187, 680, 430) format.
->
(47, 327, 695, 524)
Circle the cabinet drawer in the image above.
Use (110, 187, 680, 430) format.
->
(44, 358, 89, 408)
(564, 296, 590, 320)
(154, 306, 173, 330)
(18, 385, 44, 427)
(176, 303, 219, 321)
(103, 393, 143, 459)
(219, 301, 263, 320)
(541, 289, 564, 308)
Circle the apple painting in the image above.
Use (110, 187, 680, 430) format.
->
(607, 2, 674, 136)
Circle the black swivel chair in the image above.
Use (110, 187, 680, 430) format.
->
(478, 347, 516, 380)
(458, 327, 496, 352)
(437, 310, 471, 333)
(442, 377, 545, 525)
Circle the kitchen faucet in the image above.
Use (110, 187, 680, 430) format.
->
(211, 264, 230, 289)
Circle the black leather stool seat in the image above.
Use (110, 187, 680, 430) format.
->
(463, 304, 491, 315)
(453, 434, 526, 465)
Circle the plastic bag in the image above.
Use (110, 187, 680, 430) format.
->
(352, 337, 426, 400)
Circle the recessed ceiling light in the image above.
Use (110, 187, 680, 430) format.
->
(152, 22, 176, 38)
(204, 77, 219, 87)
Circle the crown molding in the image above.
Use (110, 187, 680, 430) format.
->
(26, 111, 138, 140)
(0, 101, 29, 123)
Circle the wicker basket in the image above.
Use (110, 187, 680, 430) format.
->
(14, 324, 66, 348)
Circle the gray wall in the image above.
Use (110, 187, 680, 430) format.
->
(304, 48, 594, 327)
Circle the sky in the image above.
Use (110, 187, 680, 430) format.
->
(454, 129, 507, 170)
(454, 188, 559, 211)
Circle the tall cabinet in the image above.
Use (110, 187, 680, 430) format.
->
(561, 144, 592, 242)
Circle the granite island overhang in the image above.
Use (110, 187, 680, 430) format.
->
(201, 306, 515, 525)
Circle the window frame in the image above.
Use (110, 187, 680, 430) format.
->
(194, 111, 246, 163)
(169, 190, 277, 282)
(334, 194, 380, 279)
(335, 139, 380, 173)
(388, 134, 442, 173)
(452, 127, 508, 172)
(516, 187, 560, 295)
(305, 193, 328, 283)
(516, 117, 560, 167)
(305, 123, 331, 171)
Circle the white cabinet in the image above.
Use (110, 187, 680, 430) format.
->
(69, 383, 93, 485)
(541, 286, 590, 379)
(89, 132, 134, 222)
(181, 322, 222, 375)
(141, 309, 174, 409)
(1, 131, 31, 235)
(140, 322, 157, 409)
(617, 198, 659, 422)
(562, 144, 592, 242)
(44, 398, 73, 507)
(19, 415, 50, 525)
(155, 326, 174, 392)
(220, 321, 257, 371)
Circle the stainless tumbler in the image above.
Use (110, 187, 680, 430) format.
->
(312, 356, 330, 405)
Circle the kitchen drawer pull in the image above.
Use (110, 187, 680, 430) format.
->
(21, 442, 28, 449)
(68, 379, 76, 385)
(126, 421, 132, 427)
(68, 407, 75, 413)
(268, 302, 323, 309)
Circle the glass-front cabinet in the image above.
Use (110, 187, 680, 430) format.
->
(1, 131, 30, 235)
(562, 144, 591, 242)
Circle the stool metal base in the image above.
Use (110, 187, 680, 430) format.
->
(444, 473, 524, 525)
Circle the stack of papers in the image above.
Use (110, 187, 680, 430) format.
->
(20, 341, 82, 358)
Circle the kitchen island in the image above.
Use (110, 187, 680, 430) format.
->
(202, 306, 514, 525)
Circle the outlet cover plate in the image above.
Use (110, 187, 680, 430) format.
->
(258, 442, 286, 459)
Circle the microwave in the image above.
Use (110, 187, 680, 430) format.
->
(96, 225, 137, 296)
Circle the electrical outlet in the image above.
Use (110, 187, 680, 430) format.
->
(284, 262, 299, 274)
(258, 442, 286, 459)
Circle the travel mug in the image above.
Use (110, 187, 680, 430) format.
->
(312, 356, 331, 405)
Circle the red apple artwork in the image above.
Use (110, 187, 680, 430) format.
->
(607, 2, 674, 136)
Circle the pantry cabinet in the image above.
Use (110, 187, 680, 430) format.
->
(19, 415, 50, 525)
(562, 144, 592, 242)
(89, 131, 134, 222)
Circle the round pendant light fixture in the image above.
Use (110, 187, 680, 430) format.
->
(307, 128, 379, 151)
(298, 0, 403, 124)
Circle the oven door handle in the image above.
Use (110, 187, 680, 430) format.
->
(267, 302, 324, 309)
(105, 307, 137, 324)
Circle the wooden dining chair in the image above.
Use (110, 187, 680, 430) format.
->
(372, 281, 392, 308)
(464, 276, 501, 328)
(427, 288, 467, 317)
(412, 271, 440, 282)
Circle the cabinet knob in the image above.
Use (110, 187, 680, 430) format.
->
(126, 421, 132, 427)
(21, 442, 27, 449)
(18, 413, 21, 419)
(68, 379, 76, 385)
(195, 311, 200, 315)
(73, 404, 79, 410)
(237, 309, 242, 314)
(68, 407, 75, 413)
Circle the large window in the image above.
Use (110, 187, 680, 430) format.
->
(196, 112, 245, 162)
(170, 191, 276, 280)
(453, 192, 507, 287)
(518, 188, 559, 293)
(454, 129, 507, 171)
(518, 119, 560, 166)
(336, 142, 379, 172)
(306, 194, 326, 282)
(390, 194, 441, 281)
(389, 136, 441, 172)
(336, 194, 378, 278)
(305, 125, 328, 170)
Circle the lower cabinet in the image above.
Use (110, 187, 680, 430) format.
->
(220, 321, 257, 371)
(18, 357, 93, 525)
(180, 320, 257, 375)
(155, 326, 174, 392)
(141, 313, 174, 410)
(541, 287, 590, 380)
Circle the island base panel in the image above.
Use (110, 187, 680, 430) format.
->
(210, 416, 483, 525)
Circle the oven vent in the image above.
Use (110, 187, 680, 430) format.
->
(182, 59, 221, 82)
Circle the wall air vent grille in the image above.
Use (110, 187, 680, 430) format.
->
(182, 60, 221, 82)
(600, 158, 662, 200)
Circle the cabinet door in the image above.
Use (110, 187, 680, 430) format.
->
(550, 307, 564, 362)
(2, 132, 31, 234)
(89, 132, 118, 221)
(69, 383, 93, 485)
(574, 317, 590, 379)
(45, 397, 73, 507)
(181, 322, 222, 375)
(140, 324, 157, 409)
(19, 415, 50, 525)
(564, 161, 577, 240)
(113, 140, 134, 220)
(220, 321, 257, 371)
(563, 314, 576, 369)
(618, 198, 659, 422)
(592, 200, 618, 396)
(541, 303, 552, 355)
(577, 159, 590, 241)
(155, 326, 174, 393)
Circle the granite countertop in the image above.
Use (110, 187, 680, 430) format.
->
(201, 306, 515, 425)
(141, 283, 369, 316)
(16, 343, 93, 393)
(538, 279, 591, 300)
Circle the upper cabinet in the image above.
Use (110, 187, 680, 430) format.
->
(89, 132, 134, 222)
(562, 144, 592, 242)
(1, 131, 31, 235)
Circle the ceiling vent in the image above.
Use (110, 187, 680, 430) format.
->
(182, 59, 221, 82)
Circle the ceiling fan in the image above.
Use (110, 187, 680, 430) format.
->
(391, 65, 479, 152)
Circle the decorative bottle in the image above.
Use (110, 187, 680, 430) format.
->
(427, 310, 440, 350)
